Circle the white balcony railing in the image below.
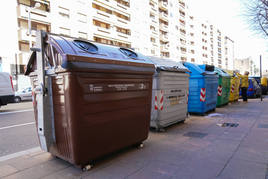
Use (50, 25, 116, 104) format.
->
(160, 45, 169, 52)
(17, 4, 50, 23)
(160, 24, 168, 31)
(160, 34, 168, 42)
(159, 1, 168, 10)
(159, 12, 168, 21)
(18, 28, 37, 43)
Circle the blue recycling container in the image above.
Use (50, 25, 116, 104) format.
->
(183, 62, 218, 114)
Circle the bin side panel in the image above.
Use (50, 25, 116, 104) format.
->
(204, 75, 218, 112)
(188, 76, 205, 113)
(150, 72, 189, 129)
(65, 72, 152, 166)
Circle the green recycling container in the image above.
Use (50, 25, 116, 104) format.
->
(214, 67, 231, 107)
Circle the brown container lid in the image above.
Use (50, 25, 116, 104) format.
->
(25, 33, 155, 75)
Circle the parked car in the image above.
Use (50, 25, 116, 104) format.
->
(14, 87, 32, 103)
(240, 78, 261, 98)
(247, 78, 261, 98)
(0, 72, 15, 107)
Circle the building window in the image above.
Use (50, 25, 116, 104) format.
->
(150, 25, 156, 31)
(151, 49, 155, 54)
(181, 57, 187, 61)
(59, 6, 70, 18)
(93, 19, 110, 29)
(19, 42, 29, 52)
(92, 3, 112, 14)
(93, 36, 131, 48)
(150, 37, 156, 43)
(115, 0, 130, 7)
(113, 11, 130, 21)
(116, 26, 131, 35)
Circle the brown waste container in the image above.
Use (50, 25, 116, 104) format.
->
(25, 31, 155, 169)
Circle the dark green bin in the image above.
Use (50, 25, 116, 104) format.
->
(215, 67, 231, 107)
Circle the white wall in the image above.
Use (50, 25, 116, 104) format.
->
(0, 0, 19, 73)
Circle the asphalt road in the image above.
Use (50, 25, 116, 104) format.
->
(0, 102, 39, 157)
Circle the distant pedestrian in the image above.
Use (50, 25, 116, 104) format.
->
(241, 71, 249, 102)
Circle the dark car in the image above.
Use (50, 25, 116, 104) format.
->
(251, 76, 267, 95)
(247, 78, 261, 98)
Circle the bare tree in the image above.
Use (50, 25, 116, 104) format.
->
(244, 0, 268, 37)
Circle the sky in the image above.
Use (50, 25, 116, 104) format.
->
(187, 0, 268, 71)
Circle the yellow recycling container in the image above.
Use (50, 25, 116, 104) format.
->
(261, 77, 267, 86)
(225, 70, 241, 102)
(261, 77, 267, 95)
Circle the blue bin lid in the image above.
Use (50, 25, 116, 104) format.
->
(183, 62, 216, 76)
(148, 56, 190, 73)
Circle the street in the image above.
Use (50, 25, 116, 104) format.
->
(0, 102, 39, 158)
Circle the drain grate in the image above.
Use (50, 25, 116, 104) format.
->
(183, 132, 208, 138)
(258, 124, 268, 128)
(220, 123, 239, 127)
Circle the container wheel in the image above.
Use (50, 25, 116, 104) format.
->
(82, 164, 93, 171)
(138, 143, 144, 149)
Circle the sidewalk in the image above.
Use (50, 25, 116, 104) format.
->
(1, 98, 268, 179)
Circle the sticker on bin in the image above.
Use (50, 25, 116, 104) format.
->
(218, 85, 222, 96)
(167, 94, 186, 106)
(231, 84, 235, 93)
(88, 83, 147, 93)
(200, 88, 206, 102)
(154, 90, 164, 111)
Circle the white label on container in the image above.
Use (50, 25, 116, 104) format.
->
(89, 84, 103, 92)
(108, 84, 135, 91)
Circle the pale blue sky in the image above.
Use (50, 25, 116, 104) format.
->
(187, 0, 268, 70)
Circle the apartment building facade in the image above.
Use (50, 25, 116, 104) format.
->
(234, 57, 259, 76)
(185, 16, 235, 70)
(1, 0, 234, 89)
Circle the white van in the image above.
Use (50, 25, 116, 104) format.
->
(0, 72, 15, 107)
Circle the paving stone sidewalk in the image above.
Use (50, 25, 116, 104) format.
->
(1, 98, 268, 179)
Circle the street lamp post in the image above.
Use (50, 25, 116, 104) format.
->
(26, 3, 41, 50)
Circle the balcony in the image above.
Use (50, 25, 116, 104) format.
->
(159, 12, 168, 22)
(160, 34, 168, 42)
(159, 1, 168, 10)
(159, 24, 168, 32)
(18, 52, 31, 65)
(116, 32, 130, 41)
(160, 45, 169, 52)
(92, 9, 112, 21)
(179, 13, 185, 19)
(150, 5, 157, 13)
(17, 4, 50, 24)
(18, 28, 37, 43)
(180, 22, 185, 27)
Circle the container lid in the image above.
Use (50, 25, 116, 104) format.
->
(25, 33, 155, 75)
(214, 67, 230, 77)
(224, 70, 237, 77)
(183, 62, 216, 76)
(148, 56, 190, 73)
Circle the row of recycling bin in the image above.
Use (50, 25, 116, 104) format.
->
(25, 33, 246, 168)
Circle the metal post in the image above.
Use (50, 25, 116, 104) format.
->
(260, 55, 263, 101)
(27, 7, 32, 50)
